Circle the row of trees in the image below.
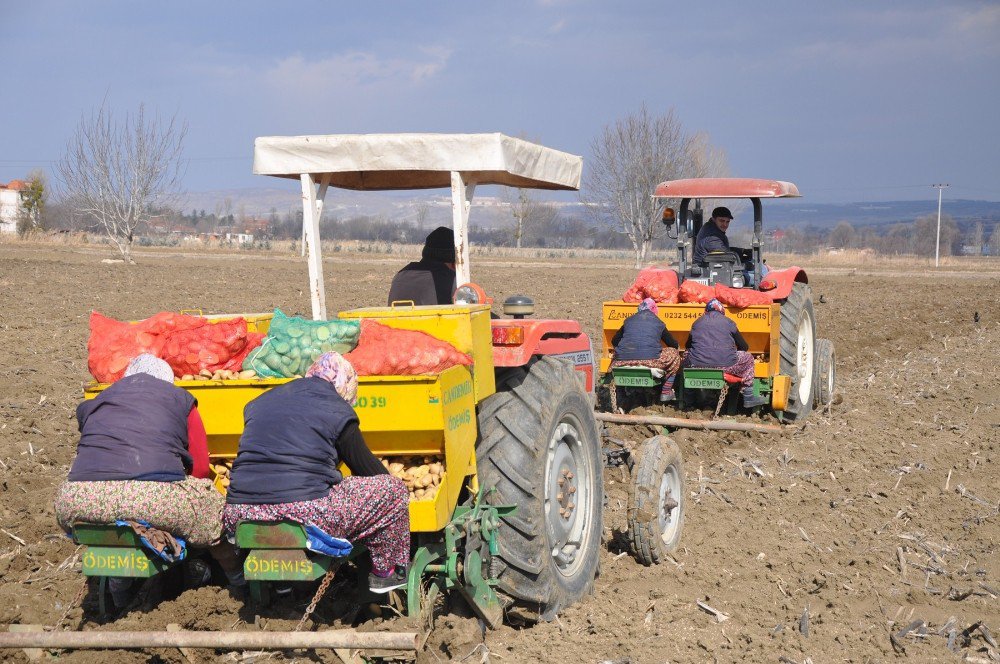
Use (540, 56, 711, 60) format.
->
(24, 100, 999, 263)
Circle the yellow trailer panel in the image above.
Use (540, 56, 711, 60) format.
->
(600, 300, 780, 378)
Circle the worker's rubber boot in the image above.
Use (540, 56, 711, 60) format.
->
(741, 387, 768, 408)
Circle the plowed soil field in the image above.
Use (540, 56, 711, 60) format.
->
(1, 243, 997, 663)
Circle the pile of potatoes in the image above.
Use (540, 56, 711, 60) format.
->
(380, 456, 445, 502)
(180, 369, 258, 381)
(212, 458, 233, 489)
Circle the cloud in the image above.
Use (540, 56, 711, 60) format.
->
(261, 47, 452, 92)
(785, 5, 1000, 67)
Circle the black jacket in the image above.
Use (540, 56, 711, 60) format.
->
(612, 309, 679, 361)
(684, 310, 749, 368)
(387, 260, 456, 306)
(693, 221, 731, 265)
(69, 374, 194, 482)
(227, 377, 372, 505)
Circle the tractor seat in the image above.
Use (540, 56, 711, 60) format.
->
(722, 373, 741, 384)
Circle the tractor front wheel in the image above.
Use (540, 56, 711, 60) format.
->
(476, 357, 603, 621)
(814, 338, 836, 408)
(778, 282, 816, 420)
(628, 435, 685, 565)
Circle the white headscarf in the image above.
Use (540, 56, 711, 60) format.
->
(124, 354, 175, 383)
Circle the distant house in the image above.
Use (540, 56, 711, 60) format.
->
(0, 179, 28, 234)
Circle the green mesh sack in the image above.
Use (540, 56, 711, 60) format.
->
(242, 309, 361, 378)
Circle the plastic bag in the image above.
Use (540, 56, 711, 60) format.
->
(344, 320, 472, 376)
(714, 284, 773, 308)
(243, 309, 361, 378)
(678, 280, 716, 304)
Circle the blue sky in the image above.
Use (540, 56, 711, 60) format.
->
(1, 0, 998, 204)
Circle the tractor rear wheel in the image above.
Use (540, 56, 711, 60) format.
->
(628, 435, 685, 565)
(814, 338, 836, 407)
(778, 282, 816, 420)
(476, 357, 603, 620)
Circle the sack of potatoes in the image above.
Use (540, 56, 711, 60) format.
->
(379, 455, 445, 502)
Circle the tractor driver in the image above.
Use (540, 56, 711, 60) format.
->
(692, 207, 767, 285)
(387, 226, 457, 306)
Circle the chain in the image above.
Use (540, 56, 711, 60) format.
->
(294, 567, 337, 632)
(54, 579, 88, 631)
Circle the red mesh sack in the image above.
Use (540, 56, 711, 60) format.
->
(88, 311, 262, 382)
(622, 267, 678, 303)
(344, 320, 473, 376)
(714, 284, 773, 308)
(678, 280, 716, 304)
(88, 312, 150, 383)
(163, 318, 257, 377)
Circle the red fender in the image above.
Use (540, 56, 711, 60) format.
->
(492, 319, 594, 391)
(760, 266, 808, 301)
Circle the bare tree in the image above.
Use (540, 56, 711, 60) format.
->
(506, 188, 558, 248)
(16, 169, 47, 237)
(827, 221, 856, 249)
(58, 102, 187, 263)
(583, 105, 729, 267)
(988, 225, 1000, 257)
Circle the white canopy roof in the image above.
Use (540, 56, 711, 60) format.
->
(253, 132, 582, 191)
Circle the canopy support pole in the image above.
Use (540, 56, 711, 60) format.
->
(450, 171, 476, 288)
(301, 173, 331, 320)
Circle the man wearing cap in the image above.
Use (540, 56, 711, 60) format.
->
(387, 226, 457, 306)
(693, 206, 765, 285)
(692, 206, 737, 266)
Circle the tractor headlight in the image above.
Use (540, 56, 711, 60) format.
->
(454, 283, 488, 305)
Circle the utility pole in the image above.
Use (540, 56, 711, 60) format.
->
(931, 183, 949, 268)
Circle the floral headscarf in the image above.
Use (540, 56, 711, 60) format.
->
(705, 298, 725, 314)
(306, 351, 359, 406)
(124, 354, 175, 383)
(638, 297, 659, 316)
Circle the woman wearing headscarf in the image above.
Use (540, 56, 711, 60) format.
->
(55, 354, 222, 543)
(54, 354, 239, 605)
(222, 352, 410, 594)
(684, 299, 768, 407)
(611, 297, 681, 401)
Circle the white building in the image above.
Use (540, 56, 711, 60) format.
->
(0, 180, 27, 234)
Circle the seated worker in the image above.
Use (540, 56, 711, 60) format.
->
(610, 298, 681, 402)
(54, 354, 241, 605)
(692, 207, 767, 286)
(387, 226, 457, 306)
(222, 352, 411, 594)
(684, 299, 768, 407)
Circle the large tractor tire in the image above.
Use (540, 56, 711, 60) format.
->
(814, 338, 836, 408)
(778, 282, 816, 420)
(627, 435, 685, 566)
(476, 357, 603, 620)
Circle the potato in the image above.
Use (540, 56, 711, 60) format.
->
(388, 462, 404, 474)
(429, 462, 443, 475)
(219, 477, 230, 488)
(424, 486, 437, 500)
(199, 369, 213, 378)
(417, 475, 434, 488)
(414, 488, 426, 500)
(381, 458, 390, 469)
(180, 374, 193, 381)
(238, 370, 257, 379)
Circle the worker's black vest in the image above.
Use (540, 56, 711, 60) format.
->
(226, 377, 359, 505)
(69, 374, 194, 482)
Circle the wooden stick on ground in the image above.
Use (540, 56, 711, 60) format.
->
(0, 630, 419, 651)
(594, 411, 783, 434)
